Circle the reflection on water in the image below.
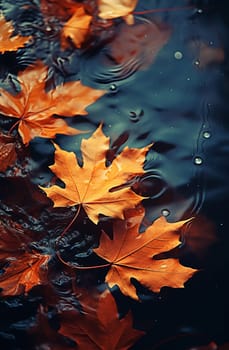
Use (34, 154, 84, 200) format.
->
(0, 0, 229, 349)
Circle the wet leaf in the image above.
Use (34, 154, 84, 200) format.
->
(0, 15, 31, 53)
(189, 40, 225, 68)
(0, 220, 50, 296)
(109, 20, 171, 71)
(0, 220, 31, 260)
(0, 252, 49, 296)
(40, 0, 80, 20)
(94, 206, 197, 300)
(61, 4, 92, 48)
(0, 133, 17, 172)
(40, 125, 151, 224)
(187, 341, 218, 350)
(29, 305, 69, 350)
(98, 0, 138, 25)
(59, 288, 145, 350)
(0, 62, 105, 144)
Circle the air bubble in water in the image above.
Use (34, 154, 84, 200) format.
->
(161, 209, 170, 217)
(194, 156, 203, 165)
(203, 131, 211, 139)
(197, 8, 203, 13)
(174, 51, 183, 60)
(129, 109, 144, 123)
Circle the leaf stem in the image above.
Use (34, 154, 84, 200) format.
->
(60, 204, 81, 239)
(56, 252, 111, 270)
(55, 205, 110, 270)
(8, 120, 20, 136)
(133, 5, 195, 15)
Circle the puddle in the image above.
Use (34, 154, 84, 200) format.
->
(0, 0, 229, 349)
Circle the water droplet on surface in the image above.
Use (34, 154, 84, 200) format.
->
(27, 37, 34, 44)
(160, 264, 167, 268)
(46, 26, 52, 32)
(194, 156, 203, 165)
(174, 51, 183, 60)
(161, 209, 170, 217)
(203, 131, 211, 139)
(109, 84, 118, 92)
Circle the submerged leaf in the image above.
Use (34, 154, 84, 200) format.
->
(0, 220, 50, 296)
(40, 0, 80, 19)
(0, 133, 17, 172)
(41, 125, 151, 224)
(59, 288, 144, 350)
(109, 20, 171, 71)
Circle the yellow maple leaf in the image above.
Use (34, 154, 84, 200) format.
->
(40, 125, 151, 224)
(98, 0, 138, 25)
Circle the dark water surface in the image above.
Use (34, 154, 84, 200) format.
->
(0, 0, 229, 349)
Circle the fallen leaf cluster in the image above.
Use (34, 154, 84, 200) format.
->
(0, 1, 202, 349)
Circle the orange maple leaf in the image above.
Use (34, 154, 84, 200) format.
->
(59, 288, 144, 350)
(0, 220, 31, 260)
(0, 15, 31, 53)
(0, 252, 49, 296)
(94, 206, 197, 300)
(40, 0, 80, 19)
(29, 305, 72, 350)
(98, 0, 138, 25)
(0, 220, 50, 296)
(40, 125, 151, 224)
(61, 4, 92, 48)
(0, 62, 105, 144)
(0, 133, 17, 172)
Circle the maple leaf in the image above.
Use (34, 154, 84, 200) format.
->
(0, 220, 32, 260)
(0, 62, 105, 144)
(40, 0, 80, 19)
(189, 40, 225, 68)
(186, 342, 218, 350)
(0, 133, 17, 172)
(0, 252, 49, 296)
(40, 125, 151, 224)
(0, 15, 31, 53)
(108, 20, 171, 71)
(29, 305, 70, 350)
(98, 0, 138, 25)
(59, 288, 145, 350)
(94, 206, 197, 300)
(61, 4, 92, 48)
(0, 220, 50, 296)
